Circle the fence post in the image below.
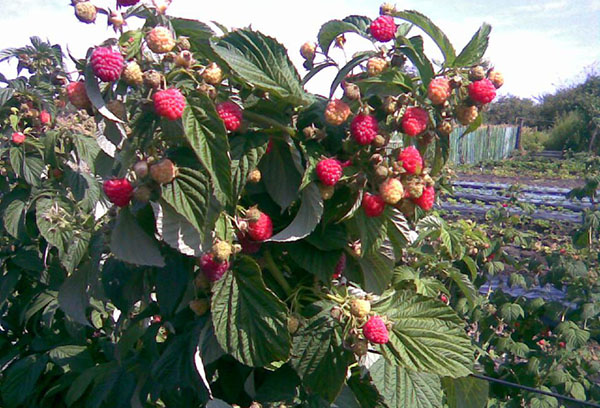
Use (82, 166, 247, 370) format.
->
(515, 118, 524, 151)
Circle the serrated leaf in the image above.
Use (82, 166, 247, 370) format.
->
(110, 207, 165, 267)
(230, 133, 269, 202)
(454, 23, 492, 67)
(370, 358, 442, 408)
(268, 183, 323, 242)
(152, 200, 204, 257)
(318, 16, 371, 55)
(556, 321, 590, 348)
(49, 345, 93, 372)
(155, 255, 190, 317)
(348, 209, 387, 255)
(60, 231, 90, 274)
(0, 87, 15, 107)
(211, 256, 290, 367)
(448, 269, 477, 305)
(396, 35, 434, 87)
(288, 242, 341, 282)
(358, 249, 395, 295)
(65, 365, 111, 406)
(499, 303, 524, 323)
(259, 139, 302, 211)
(64, 168, 101, 213)
(442, 376, 489, 408)
(2, 190, 28, 239)
(36, 197, 73, 254)
(10, 147, 44, 187)
(0, 355, 48, 408)
(58, 264, 90, 326)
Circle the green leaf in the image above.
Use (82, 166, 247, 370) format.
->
(0, 355, 48, 408)
(259, 139, 303, 210)
(110, 207, 165, 267)
(211, 256, 291, 367)
(453, 23, 492, 67)
(155, 256, 190, 317)
(347, 209, 387, 255)
(370, 358, 442, 408)
(212, 29, 307, 105)
(152, 199, 205, 257)
(64, 168, 102, 213)
(287, 242, 341, 282)
(60, 231, 91, 274)
(269, 184, 323, 242)
(230, 133, 269, 202)
(387, 207, 415, 254)
(448, 269, 477, 306)
(36, 197, 73, 255)
(84, 63, 126, 125)
(556, 321, 590, 348)
(392, 10, 456, 65)
(171, 18, 215, 48)
(330, 52, 376, 97)
(499, 303, 524, 323)
(2, 189, 28, 239)
(49, 345, 93, 372)
(65, 365, 111, 406)
(318, 16, 371, 55)
(183, 94, 232, 205)
(396, 35, 434, 87)
(0, 87, 15, 107)
(10, 147, 44, 187)
(375, 291, 473, 378)
(58, 264, 90, 326)
(358, 250, 395, 295)
(441, 376, 489, 408)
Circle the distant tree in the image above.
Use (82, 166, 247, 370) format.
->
(485, 95, 539, 127)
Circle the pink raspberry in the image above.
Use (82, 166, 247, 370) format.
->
(316, 158, 342, 186)
(40, 110, 51, 125)
(117, 0, 140, 6)
(398, 146, 423, 175)
(427, 77, 451, 105)
(66, 82, 91, 110)
(90, 47, 124, 82)
(247, 209, 273, 241)
(370, 15, 396, 42)
(413, 185, 435, 211)
(153, 88, 186, 120)
(11, 132, 25, 144)
(216, 101, 243, 132)
(351, 114, 378, 145)
(401, 107, 429, 136)
(362, 193, 386, 217)
(333, 253, 346, 279)
(468, 79, 497, 104)
(199, 253, 229, 282)
(103, 178, 133, 207)
(362, 315, 389, 344)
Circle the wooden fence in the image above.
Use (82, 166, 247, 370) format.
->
(449, 125, 519, 164)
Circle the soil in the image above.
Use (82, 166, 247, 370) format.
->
(456, 172, 585, 189)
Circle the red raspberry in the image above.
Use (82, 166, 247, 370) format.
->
(413, 185, 435, 211)
(90, 47, 124, 82)
(199, 253, 229, 282)
(351, 114, 378, 145)
(362, 315, 389, 344)
(401, 107, 429, 136)
(117, 0, 140, 6)
(66, 82, 91, 110)
(11, 132, 25, 144)
(40, 110, 51, 125)
(398, 146, 423, 175)
(427, 77, 451, 105)
(370, 15, 396, 42)
(468, 79, 497, 104)
(247, 210, 273, 241)
(316, 158, 342, 186)
(266, 139, 273, 154)
(362, 193, 386, 217)
(153, 88, 186, 120)
(333, 253, 346, 279)
(216, 101, 243, 132)
(103, 178, 133, 207)
(238, 232, 262, 254)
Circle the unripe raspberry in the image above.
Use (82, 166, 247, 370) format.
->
(152, 0, 170, 14)
(11, 132, 25, 144)
(324, 99, 351, 126)
(343, 82, 361, 100)
(109, 11, 125, 29)
(374, 165, 389, 179)
(413, 185, 435, 211)
(133, 160, 149, 179)
(380, 3, 396, 15)
(247, 169, 261, 183)
(362, 192, 386, 217)
(469, 66, 486, 81)
(487, 70, 504, 89)
(456, 105, 479, 126)
(198, 83, 217, 100)
(405, 175, 424, 199)
(398, 146, 423, 175)
(90, 47, 124, 82)
(350, 298, 371, 318)
(153, 88, 186, 121)
(401, 107, 429, 136)
(121, 62, 142, 86)
(351, 338, 369, 356)
(199, 253, 229, 282)
(373, 134, 387, 148)
(288, 316, 300, 334)
(216, 101, 243, 132)
(202, 63, 223, 85)
(107, 100, 127, 121)
(175, 50, 194, 68)
(189, 299, 209, 316)
(150, 159, 177, 184)
(316, 158, 343, 186)
(468, 79, 496, 104)
(379, 178, 404, 205)
(177, 36, 191, 51)
(133, 185, 152, 203)
(75, 1, 97, 23)
(319, 184, 335, 200)
(367, 57, 388, 76)
(212, 240, 232, 262)
(103, 178, 133, 207)
(246, 209, 273, 241)
(351, 114, 378, 145)
(362, 315, 389, 344)
(143, 70, 162, 89)
(300, 42, 316, 61)
(422, 174, 435, 187)
(383, 96, 398, 114)
(146, 26, 176, 54)
(333, 253, 346, 279)
(370, 15, 396, 42)
(66, 81, 91, 110)
(427, 77, 451, 105)
(437, 120, 454, 136)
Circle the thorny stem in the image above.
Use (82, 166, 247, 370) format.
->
(264, 249, 292, 297)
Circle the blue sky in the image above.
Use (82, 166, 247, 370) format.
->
(0, 0, 598, 99)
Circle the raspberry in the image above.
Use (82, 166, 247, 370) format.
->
(11, 132, 25, 144)
(133, 161, 149, 178)
(238, 232, 262, 254)
(468, 79, 497, 104)
(362, 315, 389, 344)
(427, 77, 451, 105)
(316, 158, 343, 186)
(123, 62, 143, 86)
(103, 178, 133, 207)
(212, 240, 232, 262)
(401, 107, 429, 136)
(189, 299, 209, 316)
(216, 101, 243, 132)
(487, 70, 504, 89)
(350, 299, 371, 318)
(351, 114, 378, 145)
(40, 110, 51, 125)
(117, 0, 140, 6)
(343, 82, 361, 100)
(351, 338, 369, 356)
(300, 42, 316, 60)
(107, 100, 127, 121)
(75, 1, 97, 23)
(398, 146, 423, 175)
(367, 57, 388, 76)
(405, 175, 424, 199)
(246, 209, 273, 241)
(199, 253, 229, 282)
(333, 253, 346, 279)
(146, 26, 176, 54)
(469, 66, 486, 81)
(456, 105, 479, 126)
(109, 11, 125, 29)
(90, 47, 124, 82)
(66, 81, 91, 110)
(362, 192, 385, 217)
(413, 185, 435, 211)
(247, 169, 261, 183)
(150, 159, 178, 184)
(379, 178, 404, 205)
(153, 88, 186, 121)
(133, 185, 152, 203)
(202, 63, 223, 85)
(175, 51, 194, 68)
(370, 15, 396, 42)
(143, 70, 162, 89)
(437, 120, 454, 136)
(324, 99, 351, 126)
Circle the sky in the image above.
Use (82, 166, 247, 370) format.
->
(0, 0, 598, 100)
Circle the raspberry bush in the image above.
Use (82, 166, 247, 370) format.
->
(0, 3, 505, 407)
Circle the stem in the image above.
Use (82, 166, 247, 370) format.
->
(264, 250, 292, 297)
(243, 111, 296, 137)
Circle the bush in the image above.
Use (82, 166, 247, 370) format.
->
(545, 111, 588, 150)
(521, 127, 549, 152)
